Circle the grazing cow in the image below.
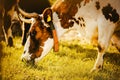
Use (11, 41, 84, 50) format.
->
(18, 0, 51, 45)
(20, 0, 120, 71)
(1, 0, 20, 46)
(0, 0, 50, 46)
(0, 0, 4, 41)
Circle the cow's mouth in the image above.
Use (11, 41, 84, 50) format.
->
(22, 58, 35, 66)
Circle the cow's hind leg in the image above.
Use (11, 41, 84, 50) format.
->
(91, 17, 116, 72)
(111, 31, 120, 52)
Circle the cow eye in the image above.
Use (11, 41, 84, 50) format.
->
(30, 30, 36, 37)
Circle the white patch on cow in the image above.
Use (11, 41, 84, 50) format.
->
(97, 15, 116, 47)
(68, 1, 98, 43)
(52, 12, 68, 40)
(75, 1, 98, 19)
(21, 36, 31, 61)
(35, 38, 54, 63)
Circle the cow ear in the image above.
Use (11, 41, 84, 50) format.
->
(43, 8, 53, 23)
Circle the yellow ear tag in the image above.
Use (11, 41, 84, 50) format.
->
(47, 15, 51, 22)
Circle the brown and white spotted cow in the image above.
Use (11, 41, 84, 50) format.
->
(21, 0, 120, 71)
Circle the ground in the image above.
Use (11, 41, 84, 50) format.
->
(0, 37, 120, 80)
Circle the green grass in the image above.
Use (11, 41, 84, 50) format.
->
(0, 37, 120, 80)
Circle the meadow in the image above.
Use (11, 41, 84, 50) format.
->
(0, 37, 120, 80)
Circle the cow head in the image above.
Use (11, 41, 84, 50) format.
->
(21, 8, 55, 64)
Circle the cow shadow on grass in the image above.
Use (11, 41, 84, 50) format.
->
(104, 52, 120, 66)
(55, 43, 97, 60)
(55, 43, 120, 66)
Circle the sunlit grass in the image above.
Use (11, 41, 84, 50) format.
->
(0, 37, 120, 80)
(49, 0, 57, 5)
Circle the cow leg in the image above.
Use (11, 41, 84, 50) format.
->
(91, 16, 116, 72)
(0, 8, 5, 41)
(111, 31, 120, 52)
(4, 13, 13, 47)
(7, 25, 13, 46)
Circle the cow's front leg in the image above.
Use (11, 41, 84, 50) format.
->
(7, 27, 13, 47)
(91, 44, 105, 72)
(91, 16, 116, 72)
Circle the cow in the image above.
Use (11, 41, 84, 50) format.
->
(0, 0, 50, 46)
(0, 0, 4, 41)
(18, 0, 51, 46)
(20, 0, 120, 72)
(0, 0, 20, 46)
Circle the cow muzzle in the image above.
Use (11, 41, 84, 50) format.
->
(21, 51, 35, 65)
(22, 57, 35, 65)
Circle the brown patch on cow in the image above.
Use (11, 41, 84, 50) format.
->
(31, 47, 43, 59)
(84, 0, 91, 6)
(91, 27, 98, 46)
(98, 43, 105, 53)
(29, 19, 52, 59)
(78, 17, 86, 27)
(81, 17, 84, 22)
(95, 1, 100, 10)
(52, 0, 83, 29)
(72, 18, 79, 24)
(83, 23, 85, 27)
(102, 4, 119, 23)
(78, 17, 81, 21)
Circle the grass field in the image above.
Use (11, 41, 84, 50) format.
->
(0, 37, 120, 80)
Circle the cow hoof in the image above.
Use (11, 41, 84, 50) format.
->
(90, 65, 103, 73)
(90, 68, 99, 73)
